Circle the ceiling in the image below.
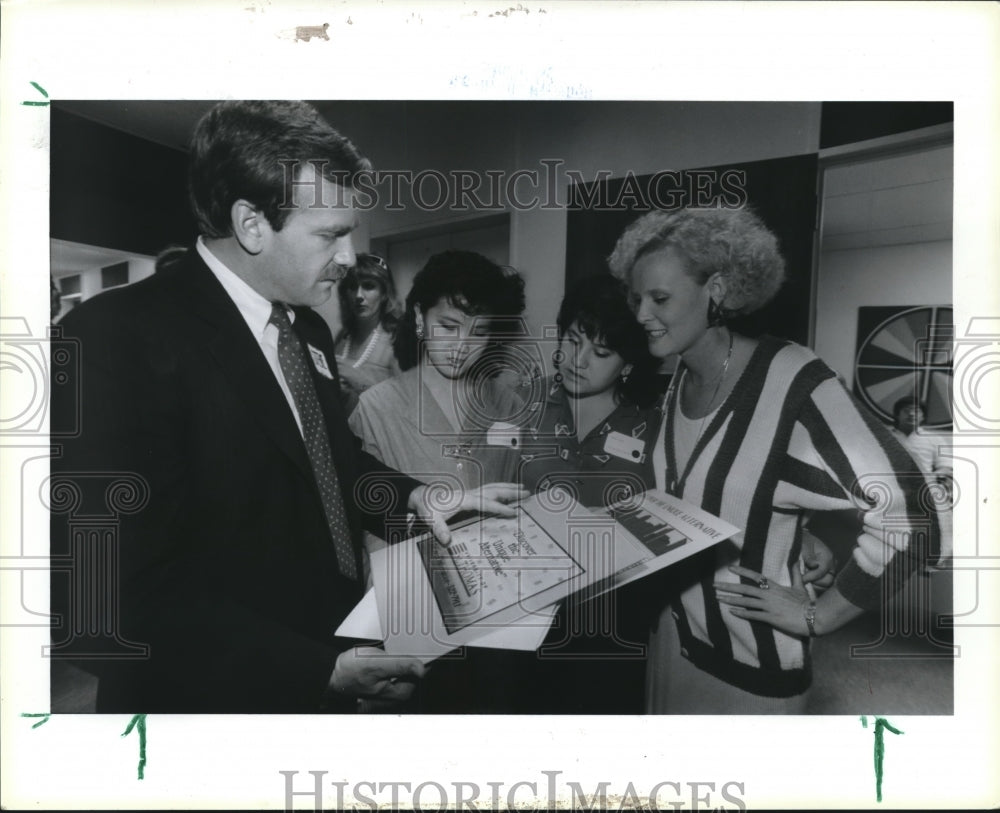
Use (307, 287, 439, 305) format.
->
(52, 101, 953, 254)
(54, 100, 212, 152)
(51, 238, 151, 277)
(821, 144, 953, 251)
(53, 99, 560, 153)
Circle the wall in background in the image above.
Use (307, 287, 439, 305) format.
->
(815, 241, 952, 382)
(329, 101, 823, 339)
(50, 108, 197, 256)
(50, 102, 952, 368)
(50, 238, 154, 321)
(814, 144, 953, 385)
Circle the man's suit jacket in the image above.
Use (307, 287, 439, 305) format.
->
(51, 249, 420, 713)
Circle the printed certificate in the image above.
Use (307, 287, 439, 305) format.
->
(419, 508, 583, 635)
(588, 489, 742, 598)
(367, 490, 739, 661)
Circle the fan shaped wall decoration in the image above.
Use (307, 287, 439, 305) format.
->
(853, 305, 953, 430)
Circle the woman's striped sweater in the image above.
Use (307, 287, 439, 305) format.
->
(650, 336, 940, 698)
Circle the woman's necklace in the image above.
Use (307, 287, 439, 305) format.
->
(337, 324, 382, 368)
(680, 330, 734, 429)
(663, 331, 734, 493)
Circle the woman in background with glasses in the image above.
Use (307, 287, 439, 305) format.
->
(334, 253, 402, 413)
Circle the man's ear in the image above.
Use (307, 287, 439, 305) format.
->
(231, 199, 268, 254)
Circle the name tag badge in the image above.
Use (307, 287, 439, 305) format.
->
(603, 430, 645, 462)
(307, 344, 334, 379)
(487, 421, 520, 448)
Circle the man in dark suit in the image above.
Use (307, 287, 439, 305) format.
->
(50, 100, 521, 713)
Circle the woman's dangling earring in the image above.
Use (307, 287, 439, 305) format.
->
(620, 363, 633, 383)
(415, 316, 424, 340)
(707, 297, 727, 328)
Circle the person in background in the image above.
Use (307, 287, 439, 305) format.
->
(890, 396, 953, 486)
(154, 244, 190, 274)
(609, 206, 938, 714)
(889, 395, 953, 563)
(333, 252, 402, 413)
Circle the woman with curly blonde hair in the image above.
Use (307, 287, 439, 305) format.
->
(609, 206, 938, 713)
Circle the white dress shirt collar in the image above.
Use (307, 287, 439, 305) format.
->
(196, 237, 303, 434)
(197, 236, 294, 337)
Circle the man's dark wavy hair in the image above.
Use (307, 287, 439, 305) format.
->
(188, 100, 370, 238)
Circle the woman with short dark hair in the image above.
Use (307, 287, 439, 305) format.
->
(517, 274, 663, 713)
(520, 273, 663, 509)
(348, 249, 528, 713)
(350, 249, 526, 494)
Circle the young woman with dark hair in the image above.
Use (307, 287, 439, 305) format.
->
(350, 249, 527, 495)
(520, 274, 664, 509)
(347, 249, 530, 713)
(516, 274, 665, 712)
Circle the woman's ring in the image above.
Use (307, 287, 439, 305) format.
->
(758, 577, 769, 590)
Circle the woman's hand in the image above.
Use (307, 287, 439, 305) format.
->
(800, 531, 837, 592)
(714, 565, 812, 638)
(407, 482, 528, 546)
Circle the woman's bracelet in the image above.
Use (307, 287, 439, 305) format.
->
(804, 600, 818, 637)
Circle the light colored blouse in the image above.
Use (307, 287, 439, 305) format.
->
(334, 326, 399, 413)
(348, 366, 524, 493)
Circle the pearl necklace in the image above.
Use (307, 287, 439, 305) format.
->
(337, 324, 382, 369)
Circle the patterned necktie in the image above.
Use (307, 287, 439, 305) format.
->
(269, 304, 358, 581)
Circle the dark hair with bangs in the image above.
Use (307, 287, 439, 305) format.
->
(556, 274, 662, 407)
(188, 100, 370, 238)
(393, 250, 525, 372)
